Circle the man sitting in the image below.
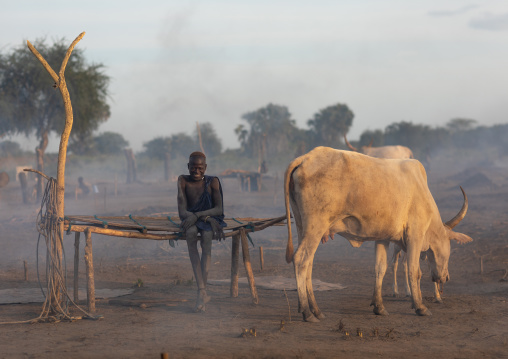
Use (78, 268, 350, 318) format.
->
(177, 151, 226, 312)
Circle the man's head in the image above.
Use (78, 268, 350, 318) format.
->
(188, 151, 207, 181)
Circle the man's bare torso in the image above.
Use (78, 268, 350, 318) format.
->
(181, 175, 211, 210)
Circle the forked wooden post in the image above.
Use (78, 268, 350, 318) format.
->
(74, 232, 80, 302)
(84, 228, 95, 313)
(259, 246, 264, 271)
(230, 234, 240, 297)
(27, 32, 85, 308)
(240, 228, 258, 304)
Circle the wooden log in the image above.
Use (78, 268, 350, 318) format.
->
(240, 228, 258, 304)
(74, 232, 80, 303)
(230, 234, 240, 298)
(84, 228, 95, 313)
(259, 246, 264, 271)
(161, 353, 169, 359)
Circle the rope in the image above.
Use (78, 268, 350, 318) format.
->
(1, 175, 97, 325)
(231, 218, 255, 247)
(94, 215, 108, 228)
(167, 216, 180, 227)
(128, 214, 147, 233)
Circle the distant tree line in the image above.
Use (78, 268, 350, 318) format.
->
(1, 37, 507, 169)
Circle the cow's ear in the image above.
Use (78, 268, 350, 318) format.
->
(448, 230, 473, 244)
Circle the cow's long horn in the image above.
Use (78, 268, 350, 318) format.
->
(445, 186, 468, 229)
(344, 135, 358, 152)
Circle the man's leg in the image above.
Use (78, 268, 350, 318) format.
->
(185, 225, 207, 312)
(200, 230, 213, 286)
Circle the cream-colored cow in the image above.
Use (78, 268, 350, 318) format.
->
(344, 135, 439, 300)
(284, 147, 472, 322)
(344, 135, 414, 159)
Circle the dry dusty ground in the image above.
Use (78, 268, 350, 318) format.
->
(0, 162, 507, 358)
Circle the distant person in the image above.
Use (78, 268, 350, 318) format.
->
(177, 151, 226, 312)
(78, 176, 91, 196)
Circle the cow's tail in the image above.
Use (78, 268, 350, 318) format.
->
(285, 155, 305, 263)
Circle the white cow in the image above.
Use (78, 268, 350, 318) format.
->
(284, 147, 472, 322)
(344, 135, 414, 159)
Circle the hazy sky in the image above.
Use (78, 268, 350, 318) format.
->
(2, 1, 508, 152)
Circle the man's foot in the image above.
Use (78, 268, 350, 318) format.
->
(194, 289, 211, 312)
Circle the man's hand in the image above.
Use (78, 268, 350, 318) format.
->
(207, 217, 225, 241)
(181, 213, 198, 231)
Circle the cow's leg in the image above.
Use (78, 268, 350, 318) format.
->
(392, 245, 401, 297)
(371, 240, 390, 316)
(403, 253, 411, 297)
(306, 257, 325, 319)
(293, 236, 321, 323)
(407, 243, 431, 316)
(434, 282, 443, 303)
(424, 257, 443, 303)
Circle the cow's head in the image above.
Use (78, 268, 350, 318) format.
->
(427, 187, 473, 284)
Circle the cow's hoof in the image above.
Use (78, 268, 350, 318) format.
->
(434, 298, 443, 304)
(392, 292, 400, 298)
(416, 307, 432, 316)
(373, 307, 389, 316)
(303, 312, 320, 323)
(313, 312, 326, 320)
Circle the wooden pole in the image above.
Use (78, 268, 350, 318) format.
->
(124, 148, 133, 184)
(84, 228, 95, 313)
(18, 172, 29, 204)
(259, 246, 264, 271)
(164, 152, 171, 182)
(230, 234, 240, 298)
(240, 228, 258, 304)
(27, 31, 85, 308)
(74, 232, 80, 303)
(196, 122, 205, 156)
(103, 185, 107, 212)
(23, 260, 28, 281)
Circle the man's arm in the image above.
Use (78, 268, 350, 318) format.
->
(193, 177, 223, 219)
(177, 176, 194, 221)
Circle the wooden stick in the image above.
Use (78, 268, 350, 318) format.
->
(74, 232, 80, 303)
(230, 234, 240, 298)
(84, 228, 95, 313)
(196, 122, 205, 155)
(240, 228, 258, 304)
(23, 260, 28, 281)
(259, 246, 264, 271)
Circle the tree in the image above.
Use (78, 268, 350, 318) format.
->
(307, 103, 354, 148)
(193, 122, 222, 157)
(446, 118, 477, 133)
(239, 103, 299, 158)
(143, 137, 172, 160)
(359, 129, 384, 147)
(93, 132, 129, 155)
(142, 133, 197, 160)
(0, 140, 22, 157)
(0, 38, 110, 197)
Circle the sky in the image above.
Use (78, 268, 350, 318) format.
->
(1, 0, 508, 152)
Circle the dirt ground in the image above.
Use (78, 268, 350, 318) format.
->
(0, 158, 507, 358)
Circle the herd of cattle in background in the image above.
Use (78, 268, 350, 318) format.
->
(283, 139, 473, 322)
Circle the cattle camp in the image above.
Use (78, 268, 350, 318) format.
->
(1, 9, 508, 359)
